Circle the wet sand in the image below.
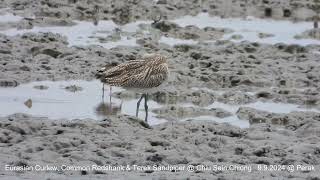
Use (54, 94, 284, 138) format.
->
(1, 0, 320, 179)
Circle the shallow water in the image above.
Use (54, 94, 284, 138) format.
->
(159, 36, 197, 46)
(0, 8, 23, 23)
(0, 13, 23, 23)
(172, 13, 320, 45)
(182, 115, 250, 129)
(1, 19, 143, 48)
(206, 101, 320, 114)
(1, 12, 320, 48)
(0, 80, 318, 128)
(0, 80, 166, 125)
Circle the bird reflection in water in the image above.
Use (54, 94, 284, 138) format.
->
(93, 16, 99, 26)
(95, 101, 122, 117)
(95, 85, 122, 117)
(93, 5, 100, 26)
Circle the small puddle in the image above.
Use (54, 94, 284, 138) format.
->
(207, 101, 320, 114)
(0, 8, 23, 23)
(0, 80, 319, 128)
(0, 13, 23, 23)
(243, 101, 320, 114)
(313, 50, 320, 55)
(182, 115, 250, 129)
(159, 36, 198, 46)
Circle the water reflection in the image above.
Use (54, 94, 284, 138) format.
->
(93, 17, 99, 26)
(0, 80, 165, 125)
(0, 80, 318, 128)
(172, 13, 320, 45)
(1, 11, 320, 50)
(95, 102, 122, 116)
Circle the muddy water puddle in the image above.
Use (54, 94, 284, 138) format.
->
(0, 80, 319, 128)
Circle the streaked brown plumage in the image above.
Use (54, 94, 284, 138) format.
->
(96, 53, 169, 121)
(100, 54, 168, 90)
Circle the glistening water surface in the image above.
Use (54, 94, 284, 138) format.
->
(0, 80, 166, 125)
(1, 11, 320, 47)
(0, 13, 23, 23)
(0, 80, 319, 128)
(172, 13, 320, 45)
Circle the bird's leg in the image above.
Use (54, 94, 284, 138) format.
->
(102, 84, 105, 101)
(136, 94, 145, 117)
(109, 86, 112, 112)
(119, 100, 123, 111)
(144, 94, 149, 122)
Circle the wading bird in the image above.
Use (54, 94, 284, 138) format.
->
(96, 63, 114, 100)
(96, 54, 169, 121)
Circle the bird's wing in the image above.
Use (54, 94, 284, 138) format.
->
(122, 64, 168, 88)
(102, 59, 147, 86)
(103, 60, 145, 78)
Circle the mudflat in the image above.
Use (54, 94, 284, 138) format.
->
(0, 0, 320, 179)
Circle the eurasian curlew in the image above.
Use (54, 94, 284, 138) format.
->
(96, 53, 169, 121)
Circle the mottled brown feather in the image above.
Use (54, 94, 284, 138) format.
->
(97, 54, 168, 90)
